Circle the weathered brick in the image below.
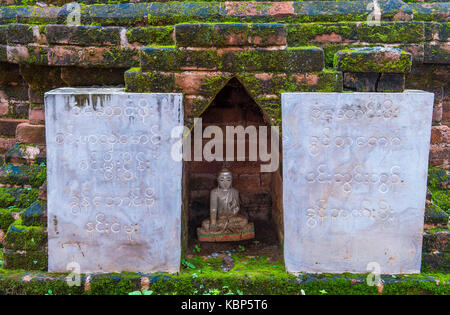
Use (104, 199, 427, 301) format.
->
(46, 25, 122, 46)
(61, 66, 125, 86)
(237, 69, 342, 95)
(424, 43, 450, 64)
(141, 47, 219, 71)
(214, 24, 248, 47)
(249, 23, 286, 47)
(49, 46, 138, 68)
(124, 68, 176, 93)
(87, 3, 148, 26)
(429, 145, 450, 169)
(7, 24, 34, 44)
(0, 118, 27, 137)
(174, 71, 232, 95)
(48, 45, 83, 66)
(334, 47, 412, 74)
(220, 47, 324, 73)
(344, 72, 378, 92)
(377, 73, 405, 92)
(29, 105, 45, 125)
(175, 24, 213, 47)
(126, 26, 174, 46)
(0, 137, 16, 155)
(431, 125, 450, 144)
(15, 123, 45, 144)
(424, 22, 449, 42)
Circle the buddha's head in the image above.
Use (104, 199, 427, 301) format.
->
(217, 168, 233, 189)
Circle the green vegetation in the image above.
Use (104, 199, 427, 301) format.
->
(428, 167, 450, 215)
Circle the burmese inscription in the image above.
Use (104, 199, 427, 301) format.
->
(45, 88, 183, 273)
(282, 91, 434, 274)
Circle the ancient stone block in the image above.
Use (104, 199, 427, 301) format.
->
(46, 25, 122, 46)
(124, 69, 176, 93)
(7, 24, 34, 44)
(424, 43, 450, 64)
(424, 203, 449, 227)
(282, 91, 434, 274)
(126, 26, 174, 46)
(344, 72, 405, 92)
(377, 73, 406, 92)
(0, 118, 27, 137)
(220, 47, 324, 73)
(334, 47, 412, 74)
(16, 123, 46, 144)
(45, 88, 183, 273)
(249, 23, 286, 47)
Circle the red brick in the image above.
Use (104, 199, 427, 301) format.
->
(15, 123, 46, 144)
(0, 137, 16, 155)
(29, 106, 45, 125)
(0, 118, 27, 137)
(175, 72, 231, 95)
(429, 145, 450, 169)
(431, 125, 450, 144)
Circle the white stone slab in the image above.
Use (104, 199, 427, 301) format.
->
(45, 88, 183, 273)
(282, 90, 434, 274)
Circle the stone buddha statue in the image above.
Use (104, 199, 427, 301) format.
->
(197, 168, 255, 242)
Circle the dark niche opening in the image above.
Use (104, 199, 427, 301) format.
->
(183, 77, 283, 259)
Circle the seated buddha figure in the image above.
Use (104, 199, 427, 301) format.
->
(197, 168, 254, 242)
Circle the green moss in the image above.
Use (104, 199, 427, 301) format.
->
(334, 49, 412, 74)
(0, 188, 16, 208)
(4, 218, 47, 251)
(126, 26, 174, 46)
(124, 69, 175, 93)
(0, 208, 15, 230)
(0, 162, 48, 190)
(427, 167, 449, 215)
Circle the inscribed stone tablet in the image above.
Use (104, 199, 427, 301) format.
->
(45, 88, 183, 273)
(282, 90, 434, 274)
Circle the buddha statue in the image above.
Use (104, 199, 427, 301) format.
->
(197, 168, 255, 242)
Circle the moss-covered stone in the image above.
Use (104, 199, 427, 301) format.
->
(334, 47, 412, 74)
(124, 68, 175, 93)
(221, 47, 324, 73)
(46, 25, 121, 46)
(4, 218, 46, 251)
(287, 22, 358, 46)
(0, 209, 14, 230)
(175, 23, 214, 47)
(140, 47, 219, 71)
(424, 43, 450, 64)
(2, 248, 47, 270)
(425, 204, 449, 227)
(356, 22, 425, 44)
(126, 26, 174, 46)
(61, 66, 125, 86)
(0, 163, 46, 188)
(423, 230, 449, 253)
(21, 200, 46, 227)
(7, 24, 34, 44)
(427, 167, 449, 215)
